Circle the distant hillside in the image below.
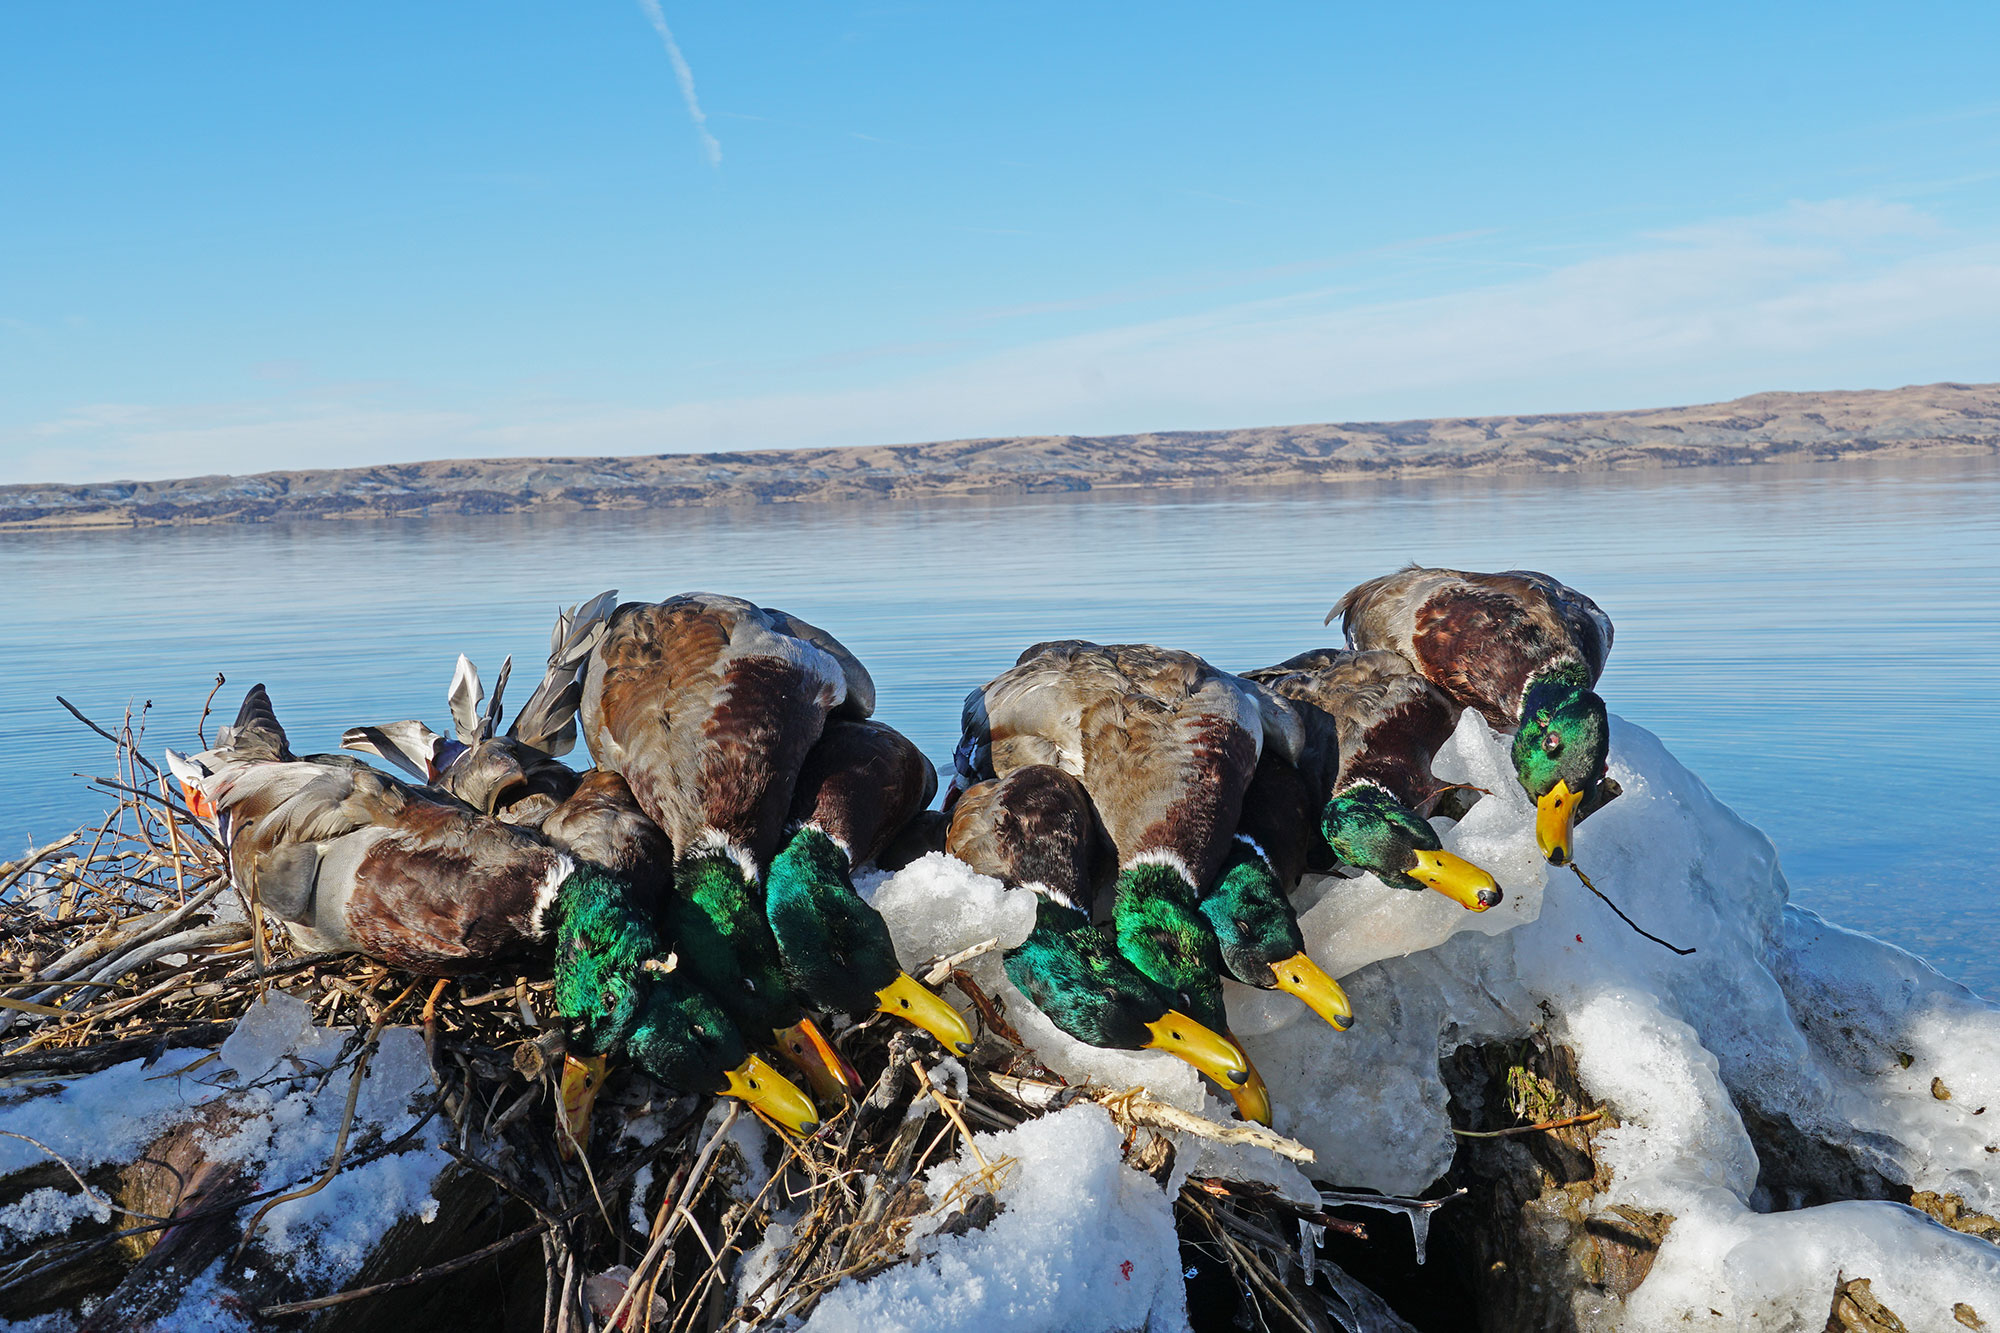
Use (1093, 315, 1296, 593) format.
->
(4, 381, 1996, 530)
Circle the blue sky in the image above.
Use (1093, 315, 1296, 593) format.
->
(4, 3, 1999, 483)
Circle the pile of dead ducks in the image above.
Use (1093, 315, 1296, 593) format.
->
(164, 565, 1618, 1141)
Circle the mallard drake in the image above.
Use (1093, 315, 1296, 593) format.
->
(945, 764, 1259, 1108)
(1212, 752, 1353, 1029)
(955, 641, 1351, 1044)
(346, 610, 672, 928)
(1244, 647, 1502, 910)
(165, 688, 819, 1138)
(1329, 566, 1616, 864)
(579, 594, 971, 1075)
(768, 719, 967, 1047)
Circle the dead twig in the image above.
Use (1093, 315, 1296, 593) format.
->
(256, 1221, 548, 1317)
(1568, 862, 1696, 955)
(1452, 1108, 1604, 1138)
(195, 673, 226, 747)
(57, 697, 159, 775)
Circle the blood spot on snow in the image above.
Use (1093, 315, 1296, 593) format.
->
(1575, 934, 1583, 943)
(1119, 1260, 1134, 1281)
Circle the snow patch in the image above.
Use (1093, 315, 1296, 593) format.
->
(0, 1186, 109, 1243)
(0, 993, 452, 1324)
(798, 1105, 1190, 1333)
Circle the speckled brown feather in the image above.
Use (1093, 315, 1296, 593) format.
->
(1245, 647, 1460, 810)
(959, 641, 1302, 888)
(1331, 566, 1613, 727)
(198, 757, 569, 975)
(540, 768, 671, 918)
(580, 594, 867, 863)
(787, 719, 937, 867)
(946, 765, 1099, 916)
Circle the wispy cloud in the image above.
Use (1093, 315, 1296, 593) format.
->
(9, 199, 1998, 484)
(636, 0, 720, 168)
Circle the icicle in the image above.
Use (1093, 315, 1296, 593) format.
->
(1298, 1217, 1324, 1287)
(1317, 1188, 1463, 1266)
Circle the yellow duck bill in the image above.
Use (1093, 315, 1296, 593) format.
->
(1408, 847, 1504, 911)
(1143, 1011, 1252, 1087)
(1228, 1056, 1274, 1127)
(1268, 952, 1354, 1031)
(1536, 780, 1581, 865)
(556, 1053, 608, 1160)
(722, 1054, 822, 1135)
(875, 972, 976, 1055)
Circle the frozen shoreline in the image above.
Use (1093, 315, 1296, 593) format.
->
(3, 711, 1996, 1330)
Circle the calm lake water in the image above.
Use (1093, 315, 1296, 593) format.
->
(4, 456, 1996, 992)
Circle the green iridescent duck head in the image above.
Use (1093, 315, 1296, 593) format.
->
(1110, 859, 1232, 1036)
(1322, 784, 1502, 910)
(1200, 839, 1352, 1031)
(547, 866, 819, 1134)
(1005, 898, 1251, 1090)
(1512, 667, 1611, 865)
(765, 825, 974, 1055)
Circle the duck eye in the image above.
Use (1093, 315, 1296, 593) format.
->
(1544, 732, 1563, 756)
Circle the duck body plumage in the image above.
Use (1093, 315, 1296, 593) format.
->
(1244, 646, 1461, 813)
(580, 593, 873, 864)
(540, 768, 673, 917)
(945, 764, 1102, 912)
(181, 701, 571, 976)
(787, 719, 937, 869)
(1331, 566, 1612, 727)
(178, 688, 825, 1131)
(576, 596, 969, 1059)
(768, 718, 942, 1018)
(1332, 565, 1616, 866)
(957, 640, 1302, 889)
(1241, 648, 1505, 911)
(956, 642, 1335, 1049)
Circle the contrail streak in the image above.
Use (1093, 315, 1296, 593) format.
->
(636, 0, 721, 167)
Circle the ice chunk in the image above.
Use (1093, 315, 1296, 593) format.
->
(220, 990, 314, 1082)
(860, 852, 1037, 965)
(854, 711, 2000, 1327)
(736, 1220, 794, 1315)
(213, 1026, 447, 1283)
(800, 1105, 1189, 1333)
